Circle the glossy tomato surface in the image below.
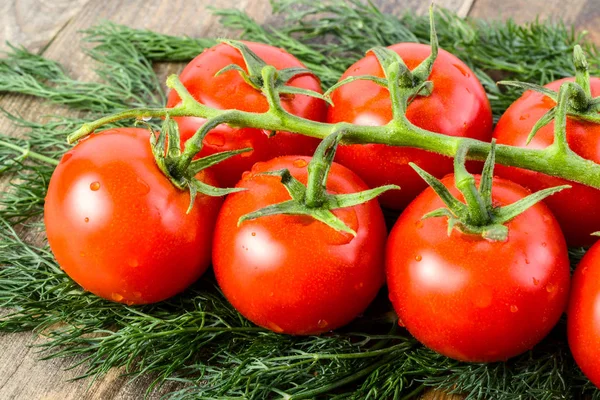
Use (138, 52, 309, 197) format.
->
(386, 175, 570, 362)
(568, 243, 600, 389)
(212, 156, 387, 335)
(166, 42, 327, 187)
(493, 77, 600, 247)
(44, 128, 222, 305)
(328, 43, 493, 209)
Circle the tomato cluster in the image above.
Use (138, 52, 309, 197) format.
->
(44, 39, 600, 387)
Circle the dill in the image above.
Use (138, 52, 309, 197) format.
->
(0, 0, 599, 398)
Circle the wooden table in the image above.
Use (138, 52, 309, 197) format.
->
(0, 0, 598, 398)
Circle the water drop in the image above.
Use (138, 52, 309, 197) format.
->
(582, 267, 588, 275)
(251, 232, 256, 237)
(532, 277, 539, 286)
(205, 133, 226, 147)
(546, 283, 556, 293)
(267, 322, 284, 333)
(541, 242, 547, 247)
(465, 87, 471, 94)
(317, 319, 329, 329)
(142, 116, 152, 122)
(519, 114, 530, 121)
(61, 153, 73, 164)
(525, 259, 530, 265)
(133, 292, 142, 299)
(293, 158, 308, 168)
(415, 255, 422, 262)
(128, 259, 139, 268)
(354, 281, 364, 290)
(453, 63, 470, 77)
(84, 217, 89, 223)
(90, 181, 101, 191)
(269, 292, 274, 297)
(135, 177, 151, 195)
(415, 220, 424, 229)
(510, 305, 519, 313)
(111, 293, 124, 302)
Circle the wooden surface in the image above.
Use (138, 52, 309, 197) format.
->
(0, 0, 598, 398)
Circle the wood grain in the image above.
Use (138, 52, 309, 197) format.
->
(0, 0, 592, 398)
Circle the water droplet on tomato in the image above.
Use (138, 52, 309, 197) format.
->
(453, 63, 470, 77)
(269, 292, 274, 297)
(465, 87, 471, 94)
(133, 292, 142, 299)
(415, 255, 422, 262)
(474, 289, 492, 308)
(541, 242, 547, 247)
(251, 232, 256, 237)
(90, 181, 101, 191)
(205, 133, 225, 147)
(510, 305, 519, 313)
(415, 220, 424, 229)
(582, 267, 588, 275)
(61, 153, 73, 164)
(128, 259, 139, 268)
(293, 159, 308, 168)
(519, 113, 530, 121)
(525, 259, 530, 265)
(397, 318, 405, 327)
(84, 217, 89, 223)
(532, 277, 540, 286)
(267, 322, 284, 333)
(546, 283, 556, 293)
(354, 281, 364, 290)
(111, 293, 124, 302)
(317, 319, 328, 329)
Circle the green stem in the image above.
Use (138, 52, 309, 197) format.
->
(0, 140, 59, 166)
(69, 74, 600, 191)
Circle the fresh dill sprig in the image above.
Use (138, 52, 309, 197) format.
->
(1, 1, 599, 398)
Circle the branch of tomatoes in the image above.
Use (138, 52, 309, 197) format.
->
(68, 7, 600, 194)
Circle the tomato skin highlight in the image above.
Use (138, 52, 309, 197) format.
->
(44, 128, 222, 305)
(212, 156, 387, 335)
(327, 43, 493, 210)
(493, 77, 600, 247)
(166, 42, 327, 187)
(385, 175, 570, 362)
(568, 243, 600, 389)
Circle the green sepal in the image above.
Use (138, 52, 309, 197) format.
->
(410, 5, 439, 83)
(497, 80, 558, 102)
(323, 75, 388, 98)
(411, 142, 569, 242)
(218, 40, 328, 105)
(278, 86, 334, 106)
(187, 179, 245, 214)
(187, 147, 252, 176)
(573, 45, 591, 97)
(368, 47, 410, 84)
(526, 108, 555, 144)
(237, 131, 400, 236)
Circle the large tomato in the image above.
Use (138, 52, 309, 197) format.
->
(166, 42, 327, 187)
(568, 242, 600, 389)
(44, 128, 222, 305)
(327, 43, 493, 209)
(386, 175, 570, 362)
(493, 77, 600, 247)
(212, 156, 387, 335)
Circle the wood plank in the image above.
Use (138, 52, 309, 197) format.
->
(469, 0, 587, 25)
(0, 0, 90, 54)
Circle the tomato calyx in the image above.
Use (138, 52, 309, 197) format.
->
(216, 40, 332, 106)
(238, 131, 399, 235)
(500, 45, 600, 144)
(411, 141, 570, 241)
(324, 6, 438, 110)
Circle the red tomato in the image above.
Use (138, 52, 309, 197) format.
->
(212, 156, 387, 335)
(493, 77, 600, 247)
(166, 42, 327, 187)
(327, 43, 493, 209)
(44, 128, 222, 305)
(386, 175, 570, 362)
(568, 243, 600, 389)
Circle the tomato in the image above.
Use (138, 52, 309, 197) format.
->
(386, 175, 570, 362)
(44, 128, 222, 305)
(327, 43, 493, 209)
(493, 77, 600, 247)
(212, 156, 387, 335)
(166, 41, 327, 187)
(568, 242, 600, 388)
